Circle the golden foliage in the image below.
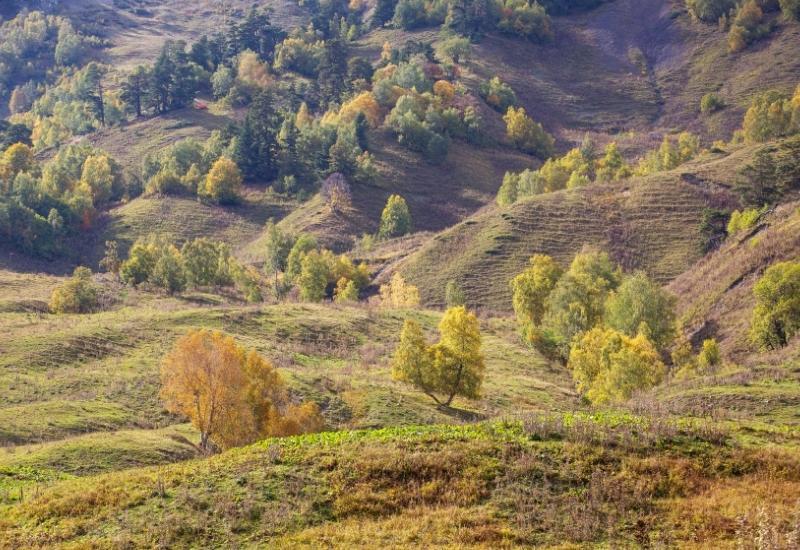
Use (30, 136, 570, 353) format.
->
(160, 330, 323, 452)
(379, 273, 420, 308)
(338, 92, 382, 127)
(237, 49, 272, 90)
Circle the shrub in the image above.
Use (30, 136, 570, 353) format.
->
(298, 250, 330, 302)
(334, 277, 360, 302)
(569, 326, 666, 404)
(700, 92, 725, 114)
(697, 338, 722, 370)
(686, 0, 737, 22)
(511, 254, 563, 341)
(181, 238, 233, 287)
(726, 207, 763, 235)
(480, 76, 518, 113)
(445, 280, 466, 307)
(49, 267, 98, 314)
(541, 249, 622, 357)
(750, 261, 800, 350)
(780, 0, 800, 19)
(728, 0, 771, 53)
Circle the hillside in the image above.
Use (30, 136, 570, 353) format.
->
(2, 0, 800, 547)
(393, 141, 772, 310)
(669, 200, 800, 364)
(2, 419, 799, 548)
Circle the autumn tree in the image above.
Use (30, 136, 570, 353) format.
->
(49, 266, 98, 314)
(298, 249, 330, 302)
(392, 306, 485, 406)
(568, 326, 666, 404)
(380, 272, 420, 308)
(334, 277, 359, 302)
(378, 194, 412, 238)
(99, 240, 121, 275)
(181, 238, 232, 287)
(200, 157, 242, 204)
(503, 106, 554, 159)
(160, 330, 324, 453)
(321, 172, 352, 213)
(285, 233, 318, 282)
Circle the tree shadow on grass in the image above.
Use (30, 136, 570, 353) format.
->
(436, 405, 486, 423)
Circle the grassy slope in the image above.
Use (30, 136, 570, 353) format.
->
(394, 143, 767, 310)
(2, 419, 799, 548)
(0, 280, 576, 500)
(668, 200, 800, 363)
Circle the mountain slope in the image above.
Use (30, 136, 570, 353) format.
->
(393, 142, 770, 310)
(669, 200, 800, 364)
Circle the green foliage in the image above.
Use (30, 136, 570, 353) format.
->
(286, 234, 318, 282)
(480, 76, 518, 113)
(334, 277, 360, 302)
(392, 307, 485, 406)
(379, 194, 412, 238)
(503, 106, 555, 158)
(181, 238, 233, 287)
(496, 0, 554, 42)
(274, 37, 326, 77)
(700, 93, 725, 114)
(49, 267, 98, 314)
(734, 137, 800, 209)
(510, 255, 563, 341)
(726, 207, 764, 235)
(0, 12, 92, 107)
(728, 0, 772, 53)
(595, 142, 631, 182)
(741, 87, 800, 143)
(780, 0, 800, 19)
(150, 243, 187, 294)
(634, 132, 700, 176)
(541, 250, 622, 358)
(445, 280, 466, 307)
(697, 338, 722, 370)
(735, 147, 778, 206)
(263, 220, 295, 295)
(298, 250, 331, 302)
(568, 326, 666, 404)
(750, 260, 800, 350)
(603, 271, 676, 350)
(685, 0, 737, 22)
(434, 34, 472, 64)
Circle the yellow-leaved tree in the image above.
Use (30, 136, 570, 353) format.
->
(392, 306, 485, 407)
(160, 330, 323, 453)
(568, 326, 665, 405)
(379, 272, 420, 308)
(200, 157, 242, 204)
